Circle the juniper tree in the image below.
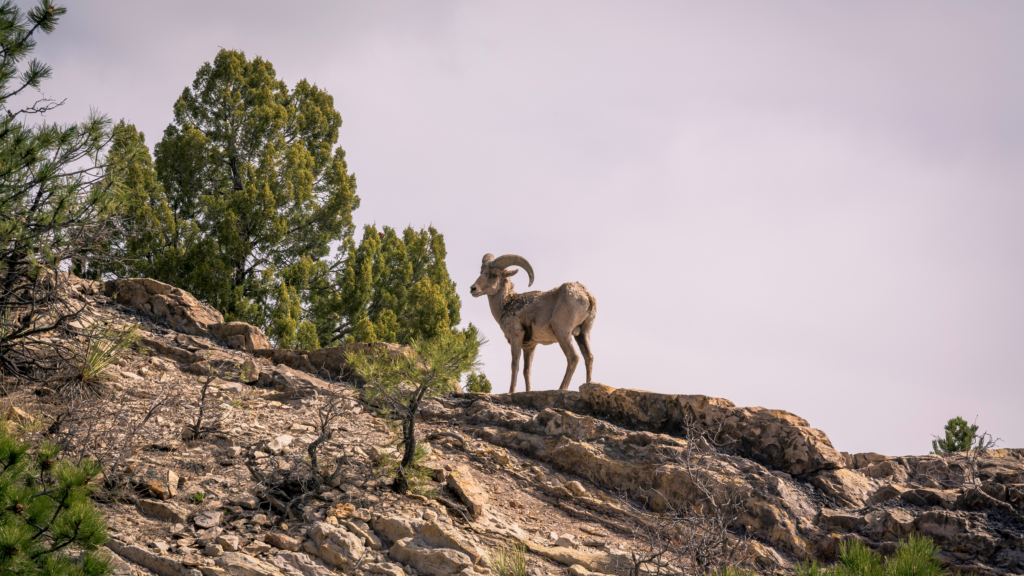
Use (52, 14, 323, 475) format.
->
(129, 49, 360, 347)
(321, 224, 462, 346)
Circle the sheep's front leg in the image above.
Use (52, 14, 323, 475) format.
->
(509, 338, 523, 394)
(522, 345, 536, 392)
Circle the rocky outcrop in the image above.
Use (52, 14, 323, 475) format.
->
(106, 278, 270, 352)
(461, 399, 821, 557)
(452, 392, 1024, 573)
(472, 383, 846, 477)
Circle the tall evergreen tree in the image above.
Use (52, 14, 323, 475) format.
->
(139, 49, 359, 347)
(320, 224, 463, 346)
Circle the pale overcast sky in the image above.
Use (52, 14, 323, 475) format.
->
(31, 1, 1024, 455)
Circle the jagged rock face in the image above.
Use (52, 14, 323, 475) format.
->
(105, 278, 224, 335)
(476, 383, 846, 477)
(105, 278, 270, 352)
(579, 383, 847, 476)
(462, 399, 822, 557)
(451, 388, 1024, 574)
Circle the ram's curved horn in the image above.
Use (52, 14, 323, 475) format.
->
(481, 253, 495, 265)
(489, 254, 534, 286)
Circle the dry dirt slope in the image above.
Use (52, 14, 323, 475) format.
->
(2, 276, 1023, 576)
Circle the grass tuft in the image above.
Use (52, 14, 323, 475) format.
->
(487, 540, 528, 576)
(796, 535, 946, 576)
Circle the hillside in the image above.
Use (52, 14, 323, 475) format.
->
(2, 276, 1022, 576)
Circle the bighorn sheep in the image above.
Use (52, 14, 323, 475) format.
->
(470, 253, 597, 393)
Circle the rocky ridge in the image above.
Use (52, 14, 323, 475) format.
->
(3, 277, 1022, 576)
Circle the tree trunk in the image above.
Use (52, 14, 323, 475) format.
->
(393, 404, 418, 494)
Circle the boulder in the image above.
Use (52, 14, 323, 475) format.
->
(850, 452, 889, 469)
(265, 532, 302, 552)
(136, 467, 179, 500)
(263, 366, 326, 401)
(138, 499, 188, 524)
(818, 509, 866, 532)
(859, 460, 909, 483)
(861, 509, 916, 540)
(446, 465, 489, 518)
(808, 469, 879, 508)
(209, 322, 271, 352)
(523, 540, 629, 574)
(390, 536, 473, 576)
(370, 515, 424, 543)
(899, 488, 957, 510)
(194, 510, 223, 529)
(105, 278, 223, 337)
(106, 539, 202, 576)
(465, 400, 819, 558)
(340, 519, 382, 550)
(304, 522, 364, 571)
(416, 520, 483, 563)
(867, 484, 904, 505)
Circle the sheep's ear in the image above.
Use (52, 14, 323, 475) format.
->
(503, 269, 519, 278)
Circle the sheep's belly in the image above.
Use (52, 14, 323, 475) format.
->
(529, 326, 558, 344)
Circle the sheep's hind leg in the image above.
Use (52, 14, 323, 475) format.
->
(509, 340, 522, 394)
(523, 345, 536, 392)
(574, 330, 594, 383)
(554, 332, 580, 391)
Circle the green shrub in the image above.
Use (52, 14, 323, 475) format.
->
(464, 372, 492, 394)
(931, 416, 978, 455)
(0, 426, 110, 576)
(796, 535, 945, 576)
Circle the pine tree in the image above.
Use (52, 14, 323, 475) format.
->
(0, 0, 125, 379)
(347, 328, 482, 493)
(124, 49, 359, 347)
(931, 416, 979, 455)
(0, 427, 111, 576)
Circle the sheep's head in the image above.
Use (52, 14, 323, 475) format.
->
(470, 253, 534, 297)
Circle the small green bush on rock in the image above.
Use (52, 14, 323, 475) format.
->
(464, 372, 492, 394)
(797, 535, 945, 576)
(0, 426, 110, 576)
(931, 416, 978, 455)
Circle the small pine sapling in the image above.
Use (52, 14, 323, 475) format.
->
(931, 416, 978, 454)
(347, 330, 481, 494)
